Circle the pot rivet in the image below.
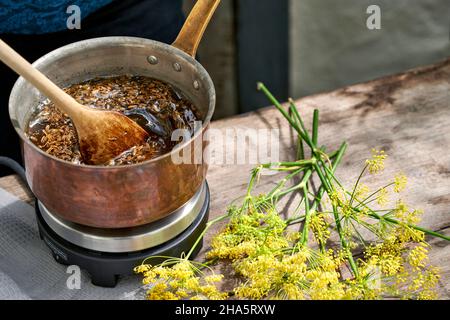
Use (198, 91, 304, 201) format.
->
(193, 80, 200, 90)
(147, 55, 158, 65)
(173, 62, 182, 72)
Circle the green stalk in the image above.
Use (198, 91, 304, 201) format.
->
(312, 109, 319, 146)
(267, 168, 304, 198)
(327, 148, 340, 160)
(267, 148, 339, 200)
(257, 83, 311, 147)
(259, 84, 331, 193)
(332, 204, 359, 277)
(261, 159, 316, 169)
(276, 169, 313, 199)
(259, 83, 358, 275)
(297, 137, 305, 160)
(259, 83, 340, 200)
(246, 167, 261, 197)
(356, 182, 395, 208)
(185, 214, 229, 259)
(313, 147, 359, 277)
(300, 144, 347, 252)
(300, 183, 311, 245)
(288, 98, 314, 148)
(286, 215, 306, 225)
(321, 163, 346, 190)
(349, 197, 450, 242)
(291, 103, 305, 161)
(313, 163, 333, 193)
(382, 217, 450, 241)
(368, 210, 450, 242)
(286, 142, 347, 229)
(290, 111, 310, 145)
(310, 142, 347, 213)
(349, 164, 368, 206)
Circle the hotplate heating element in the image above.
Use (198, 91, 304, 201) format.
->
(35, 182, 210, 287)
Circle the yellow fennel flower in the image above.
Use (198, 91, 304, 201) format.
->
(280, 283, 304, 299)
(393, 173, 407, 193)
(204, 274, 224, 283)
(135, 259, 226, 300)
(394, 200, 409, 221)
(366, 149, 387, 174)
(376, 188, 389, 206)
(310, 212, 331, 247)
(408, 244, 429, 270)
(354, 184, 370, 201)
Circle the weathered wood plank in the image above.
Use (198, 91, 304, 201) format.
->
(0, 58, 449, 298)
(0, 174, 34, 205)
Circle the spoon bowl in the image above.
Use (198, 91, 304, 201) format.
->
(0, 39, 149, 165)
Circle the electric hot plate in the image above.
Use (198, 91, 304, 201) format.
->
(36, 182, 210, 287)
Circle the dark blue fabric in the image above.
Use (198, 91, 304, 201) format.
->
(0, 0, 113, 34)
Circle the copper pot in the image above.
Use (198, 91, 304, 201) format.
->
(8, 0, 220, 228)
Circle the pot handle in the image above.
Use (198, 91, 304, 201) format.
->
(0, 157, 33, 197)
(172, 0, 221, 58)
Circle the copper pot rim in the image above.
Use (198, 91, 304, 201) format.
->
(9, 36, 215, 170)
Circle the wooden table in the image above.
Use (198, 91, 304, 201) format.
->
(1, 58, 449, 298)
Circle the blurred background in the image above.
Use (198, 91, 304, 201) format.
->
(185, 0, 450, 118)
(0, 0, 449, 175)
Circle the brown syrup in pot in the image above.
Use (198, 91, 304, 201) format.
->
(26, 75, 200, 165)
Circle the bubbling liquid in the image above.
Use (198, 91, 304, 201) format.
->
(26, 75, 200, 165)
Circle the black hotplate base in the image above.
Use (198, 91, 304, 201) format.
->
(35, 185, 210, 288)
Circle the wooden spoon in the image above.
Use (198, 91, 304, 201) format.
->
(0, 39, 149, 165)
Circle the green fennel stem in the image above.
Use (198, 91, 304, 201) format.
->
(300, 183, 311, 245)
(349, 196, 450, 242)
(185, 214, 229, 259)
(276, 169, 313, 199)
(312, 157, 360, 277)
(369, 211, 450, 242)
(312, 109, 319, 146)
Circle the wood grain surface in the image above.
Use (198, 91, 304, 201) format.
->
(1, 58, 449, 298)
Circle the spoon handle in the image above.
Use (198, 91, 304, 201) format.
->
(172, 0, 221, 57)
(0, 38, 80, 117)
